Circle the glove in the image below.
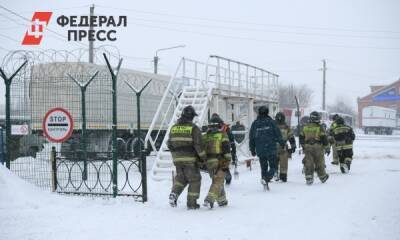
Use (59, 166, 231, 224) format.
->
(231, 154, 238, 165)
(219, 159, 230, 171)
(325, 148, 331, 156)
(287, 147, 296, 154)
(198, 161, 207, 171)
(251, 151, 256, 157)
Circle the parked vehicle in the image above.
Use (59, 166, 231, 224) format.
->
(362, 106, 396, 135)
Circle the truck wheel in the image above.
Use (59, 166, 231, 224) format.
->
(28, 146, 39, 158)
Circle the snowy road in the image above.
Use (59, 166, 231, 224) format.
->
(1, 134, 400, 240)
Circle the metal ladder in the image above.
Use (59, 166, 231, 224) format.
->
(145, 56, 279, 180)
(151, 86, 212, 180)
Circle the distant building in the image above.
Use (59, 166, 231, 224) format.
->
(357, 78, 400, 128)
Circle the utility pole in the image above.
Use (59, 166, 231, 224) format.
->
(322, 59, 327, 111)
(153, 56, 159, 74)
(88, 4, 95, 63)
(154, 45, 186, 74)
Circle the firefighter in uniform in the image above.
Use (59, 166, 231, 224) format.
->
(275, 112, 296, 182)
(299, 111, 330, 185)
(328, 114, 340, 165)
(168, 105, 207, 209)
(329, 116, 355, 173)
(203, 115, 232, 208)
(209, 113, 237, 185)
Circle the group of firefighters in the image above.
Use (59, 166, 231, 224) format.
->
(168, 105, 355, 210)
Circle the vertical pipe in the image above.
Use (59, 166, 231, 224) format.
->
(261, 71, 264, 99)
(228, 61, 231, 94)
(216, 58, 220, 89)
(253, 68, 257, 96)
(237, 64, 241, 91)
(246, 66, 249, 97)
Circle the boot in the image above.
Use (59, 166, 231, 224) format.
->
(203, 199, 214, 209)
(279, 173, 287, 182)
(187, 199, 200, 210)
(274, 171, 280, 181)
(340, 163, 349, 174)
(306, 176, 314, 185)
(261, 178, 270, 191)
(169, 193, 177, 207)
(218, 200, 228, 207)
(320, 174, 329, 183)
(345, 160, 351, 171)
(225, 170, 232, 185)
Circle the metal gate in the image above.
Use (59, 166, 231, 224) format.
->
(0, 48, 148, 201)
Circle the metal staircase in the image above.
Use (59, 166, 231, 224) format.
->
(145, 56, 280, 180)
(151, 86, 212, 180)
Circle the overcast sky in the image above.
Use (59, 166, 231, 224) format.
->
(0, 0, 399, 109)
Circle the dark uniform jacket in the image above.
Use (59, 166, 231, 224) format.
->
(329, 123, 355, 150)
(249, 115, 285, 156)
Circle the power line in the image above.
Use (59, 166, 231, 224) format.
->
(124, 16, 400, 40)
(0, 32, 20, 42)
(329, 68, 395, 80)
(97, 5, 400, 35)
(0, 11, 70, 44)
(16, 5, 91, 14)
(131, 22, 400, 50)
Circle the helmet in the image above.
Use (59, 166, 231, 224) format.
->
(275, 112, 285, 123)
(309, 111, 321, 123)
(210, 113, 223, 124)
(209, 113, 223, 129)
(182, 105, 198, 119)
(258, 106, 269, 116)
(336, 116, 345, 125)
(332, 114, 340, 122)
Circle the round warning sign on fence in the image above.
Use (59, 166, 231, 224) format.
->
(42, 108, 74, 143)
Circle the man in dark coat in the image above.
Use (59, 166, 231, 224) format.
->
(249, 106, 285, 190)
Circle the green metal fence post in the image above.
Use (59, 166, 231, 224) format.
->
(0, 61, 27, 169)
(103, 54, 123, 198)
(51, 146, 57, 192)
(68, 72, 99, 181)
(125, 78, 152, 202)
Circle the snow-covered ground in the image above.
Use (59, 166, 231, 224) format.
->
(1, 134, 400, 240)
